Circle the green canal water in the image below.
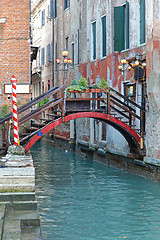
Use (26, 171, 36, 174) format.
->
(31, 140, 160, 240)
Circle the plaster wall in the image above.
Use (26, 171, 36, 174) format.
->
(145, 0, 160, 160)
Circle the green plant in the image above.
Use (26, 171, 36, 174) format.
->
(37, 98, 50, 108)
(0, 105, 8, 130)
(91, 83, 100, 89)
(71, 79, 78, 86)
(17, 100, 21, 106)
(98, 78, 109, 90)
(78, 77, 89, 90)
(0, 104, 8, 118)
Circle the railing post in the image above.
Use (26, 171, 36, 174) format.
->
(129, 113, 132, 127)
(107, 90, 111, 120)
(140, 108, 144, 149)
(2, 122, 6, 149)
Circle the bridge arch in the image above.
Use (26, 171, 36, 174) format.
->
(25, 112, 140, 155)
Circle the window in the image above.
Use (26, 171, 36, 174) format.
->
(64, 0, 70, 10)
(42, 82, 44, 94)
(41, 47, 45, 65)
(114, 2, 129, 51)
(48, 80, 50, 90)
(92, 21, 96, 60)
(46, 44, 51, 63)
(50, 0, 53, 19)
(55, 0, 57, 18)
(41, 9, 45, 27)
(72, 43, 74, 67)
(140, 0, 145, 44)
(101, 16, 106, 57)
(39, 82, 41, 95)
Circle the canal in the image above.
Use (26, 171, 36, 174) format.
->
(31, 140, 160, 240)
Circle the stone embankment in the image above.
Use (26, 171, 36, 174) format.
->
(0, 145, 42, 239)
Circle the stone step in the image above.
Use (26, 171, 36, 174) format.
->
(0, 192, 35, 202)
(0, 183, 35, 193)
(5, 210, 40, 224)
(5, 201, 38, 211)
(0, 176, 35, 185)
(0, 167, 35, 176)
(2, 220, 21, 240)
(0, 204, 5, 240)
(21, 226, 42, 240)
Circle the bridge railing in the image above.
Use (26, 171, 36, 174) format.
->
(0, 86, 64, 150)
(66, 87, 145, 150)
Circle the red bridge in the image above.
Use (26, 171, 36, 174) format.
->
(0, 86, 145, 157)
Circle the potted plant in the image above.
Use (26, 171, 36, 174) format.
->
(90, 83, 101, 92)
(66, 77, 89, 96)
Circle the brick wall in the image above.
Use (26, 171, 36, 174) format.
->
(0, 0, 30, 112)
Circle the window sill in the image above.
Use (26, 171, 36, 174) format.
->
(91, 59, 96, 62)
(64, 7, 70, 11)
(100, 56, 106, 60)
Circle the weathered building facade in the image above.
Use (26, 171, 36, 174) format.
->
(31, 0, 160, 164)
(0, 0, 31, 112)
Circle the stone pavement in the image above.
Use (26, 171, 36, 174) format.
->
(0, 146, 43, 239)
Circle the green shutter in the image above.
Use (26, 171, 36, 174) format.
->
(93, 22, 96, 59)
(114, 6, 125, 51)
(140, 0, 145, 44)
(102, 16, 106, 57)
(125, 1, 129, 49)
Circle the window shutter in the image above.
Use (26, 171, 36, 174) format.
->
(125, 1, 129, 49)
(140, 0, 145, 44)
(50, 0, 53, 19)
(92, 22, 96, 59)
(102, 16, 106, 57)
(72, 43, 74, 67)
(54, 0, 57, 18)
(41, 10, 45, 26)
(51, 42, 53, 62)
(41, 11, 43, 27)
(47, 44, 50, 62)
(41, 48, 44, 65)
(114, 6, 125, 51)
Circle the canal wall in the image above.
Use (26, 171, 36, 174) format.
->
(0, 145, 42, 239)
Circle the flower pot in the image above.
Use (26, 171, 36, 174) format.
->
(90, 88, 103, 93)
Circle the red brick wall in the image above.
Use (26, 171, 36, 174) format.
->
(0, 0, 30, 111)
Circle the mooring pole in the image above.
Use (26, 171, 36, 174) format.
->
(10, 75, 19, 146)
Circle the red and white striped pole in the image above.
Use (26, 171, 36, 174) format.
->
(10, 75, 19, 146)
